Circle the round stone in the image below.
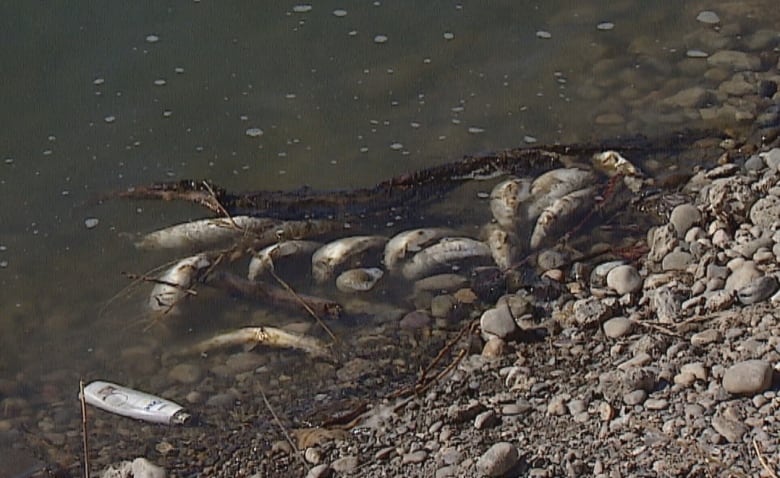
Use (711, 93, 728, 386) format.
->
(602, 317, 633, 338)
(168, 363, 202, 384)
(737, 275, 778, 305)
(662, 250, 693, 271)
(722, 360, 773, 395)
(476, 442, 519, 477)
(606, 265, 643, 295)
(669, 204, 701, 237)
(725, 261, 762, 292)
(480, 307, 518, 340)
(400, 310, 432, 330)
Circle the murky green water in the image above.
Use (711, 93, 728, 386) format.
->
(1, 0, 779, 460)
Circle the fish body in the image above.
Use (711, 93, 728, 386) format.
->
(248, 240, 322, 280)
(529, 187, 595, 250)
(489, 178, 532, 231)
(136, 216, 277, 250)
(383, 228, 455, 271)
(148, 253, 213, 313)
(312, 236, 388, 283)
(402, 237, 492, 280)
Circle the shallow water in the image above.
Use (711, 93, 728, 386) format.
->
(1, 0, 779, 467)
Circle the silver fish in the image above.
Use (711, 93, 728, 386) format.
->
(527, 168, 596, 220)
(185, 326, 330, 358)
(335, 267, 384, 293)
(489, 177, 532, 231)
(529, 187, 595, 250)
(312, 235, 388, 283)
(247, 240, 322, 280)
(383, 228, 456, 272)
(402, 237, 493, 280)
(483, 223, 522, 270)
(136, 216, 278, 250)
(149, 253, 213, 314)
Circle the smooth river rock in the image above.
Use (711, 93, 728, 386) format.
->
(606, 265, 643, 295)
(476, 442, 519, 477)
(722, 360, 773, 395)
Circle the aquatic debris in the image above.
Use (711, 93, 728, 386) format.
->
(136, 216, 277, 250)
(489, 178, 532, 231)
(592, 150, 645, 192)
(530, 187, 595, 250)
(312, 236, 388, 283)
(527, 168, 596, 220)
(383, 228, 455, 272)
(483, 223, 522, 270)
(82, 381, 191, 425)
(148, 253, 213, 314)
(335, 267, 384, 293)
(402, 237, 493, 280)
(185, 326, 331, 358)
(248, 240, 322, 280)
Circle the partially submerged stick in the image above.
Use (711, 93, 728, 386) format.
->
(205, 271, 343, 320)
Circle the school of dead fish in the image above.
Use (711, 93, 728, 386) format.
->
(139, 151, 644, 356)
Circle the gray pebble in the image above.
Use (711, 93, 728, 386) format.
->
(402, 450, 428, 464)
(762, 148, 780, 171)
(707, 50, 761, 71)
(474, 410, 499, 430)
(606, 265, 643, 295)
(430, 295, 456, 318)
(305, 464, 332, 478)
(502, 401, 531, 415)
(696, 11, 720, 24)
(645, 398, 669, 410)
(737, 275, 778, 305)
(725, 261, 762, 291)
(669, 204, 701, 237)
(691, 329, 721, 346)
(722, 360, 773, 395)
(603, 317, 633, 338)
(573, 296, 612, 327)
(662, 250, 693, 271)
(623, 389, 647, 405)
(480, 306, 518, 339)
(711, 416, 748, 443)
(331, 455, 358, 473)
(750, 195, 780, 229)
(476, 442, 519, 477)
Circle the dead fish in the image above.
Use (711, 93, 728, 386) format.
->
(489, 177, 532, 230)
(335, 267, 384, 293)
(527, 168, 596, 220)
(402, 237, 493, 280)
(483, 223, 522, 270)
(247, 240, 322, 280)
(136, 216, 278, 250)
(592, 150, 645, 193)
(149, 253, 213, 314)
(383, 228, 456, 271)
(184, 326, 330, 358)
(312, 236, 388, 283)
(529, 187, 595, 250)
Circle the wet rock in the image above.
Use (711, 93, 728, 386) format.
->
(476, 442, 519, 477)
(737, 275, 778, 305)
(602, 317, 633, 338)
(663, 87, 713, 108)
(400, 310, 432, 330)
(167, 363, 202, 385)
(696, 11, 720, 24)
(414, 274, 469, 294)
(430, 294, 456, 318)
(606, 265, 643, 295)
(480, 306, 518, 339)
(669, 204, 701, 237)
(722, 360, 773, 395)
(305, 464, 332, 478)
(707, 50, 761, 71)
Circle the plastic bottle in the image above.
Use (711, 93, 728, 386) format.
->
(82, 380, 191, 425)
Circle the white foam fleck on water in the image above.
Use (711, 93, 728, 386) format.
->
(696, 11, 720, 24)
(163, 110, 172, 117)
(389, 142, 403, 150)
(360, 147, 369, 153)
(0, 260, 7, 268)
(84, 218, 99, 229)
(285, 93, 297, 99)
(153, 79, 167, 86)
(104, 115, 116, 123)
(686, 49, 708, 58)
(443, 32, 454, 40)
(174, 67, 185, 74)
(145, 34, 160, 43)
(410, 122, 421, 128)
(596, 22, 615, 31)
(292, 4, 312, 13)
(536, 30, 552, 39)
(93, 78, 105, 85)
(374, 34, 388, 44)
(348, 30, 358, 36)
(333, 9, 347, 17)
(246, 127, 264, 137)
(523, 135, 537, 143)
(468, 127, 485, 134)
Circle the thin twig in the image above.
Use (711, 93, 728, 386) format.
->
(268, 265, 338, 342)
(754, 439, 779, 478)
(258, 385, 309, 473)
(80, 379, 90, 478)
